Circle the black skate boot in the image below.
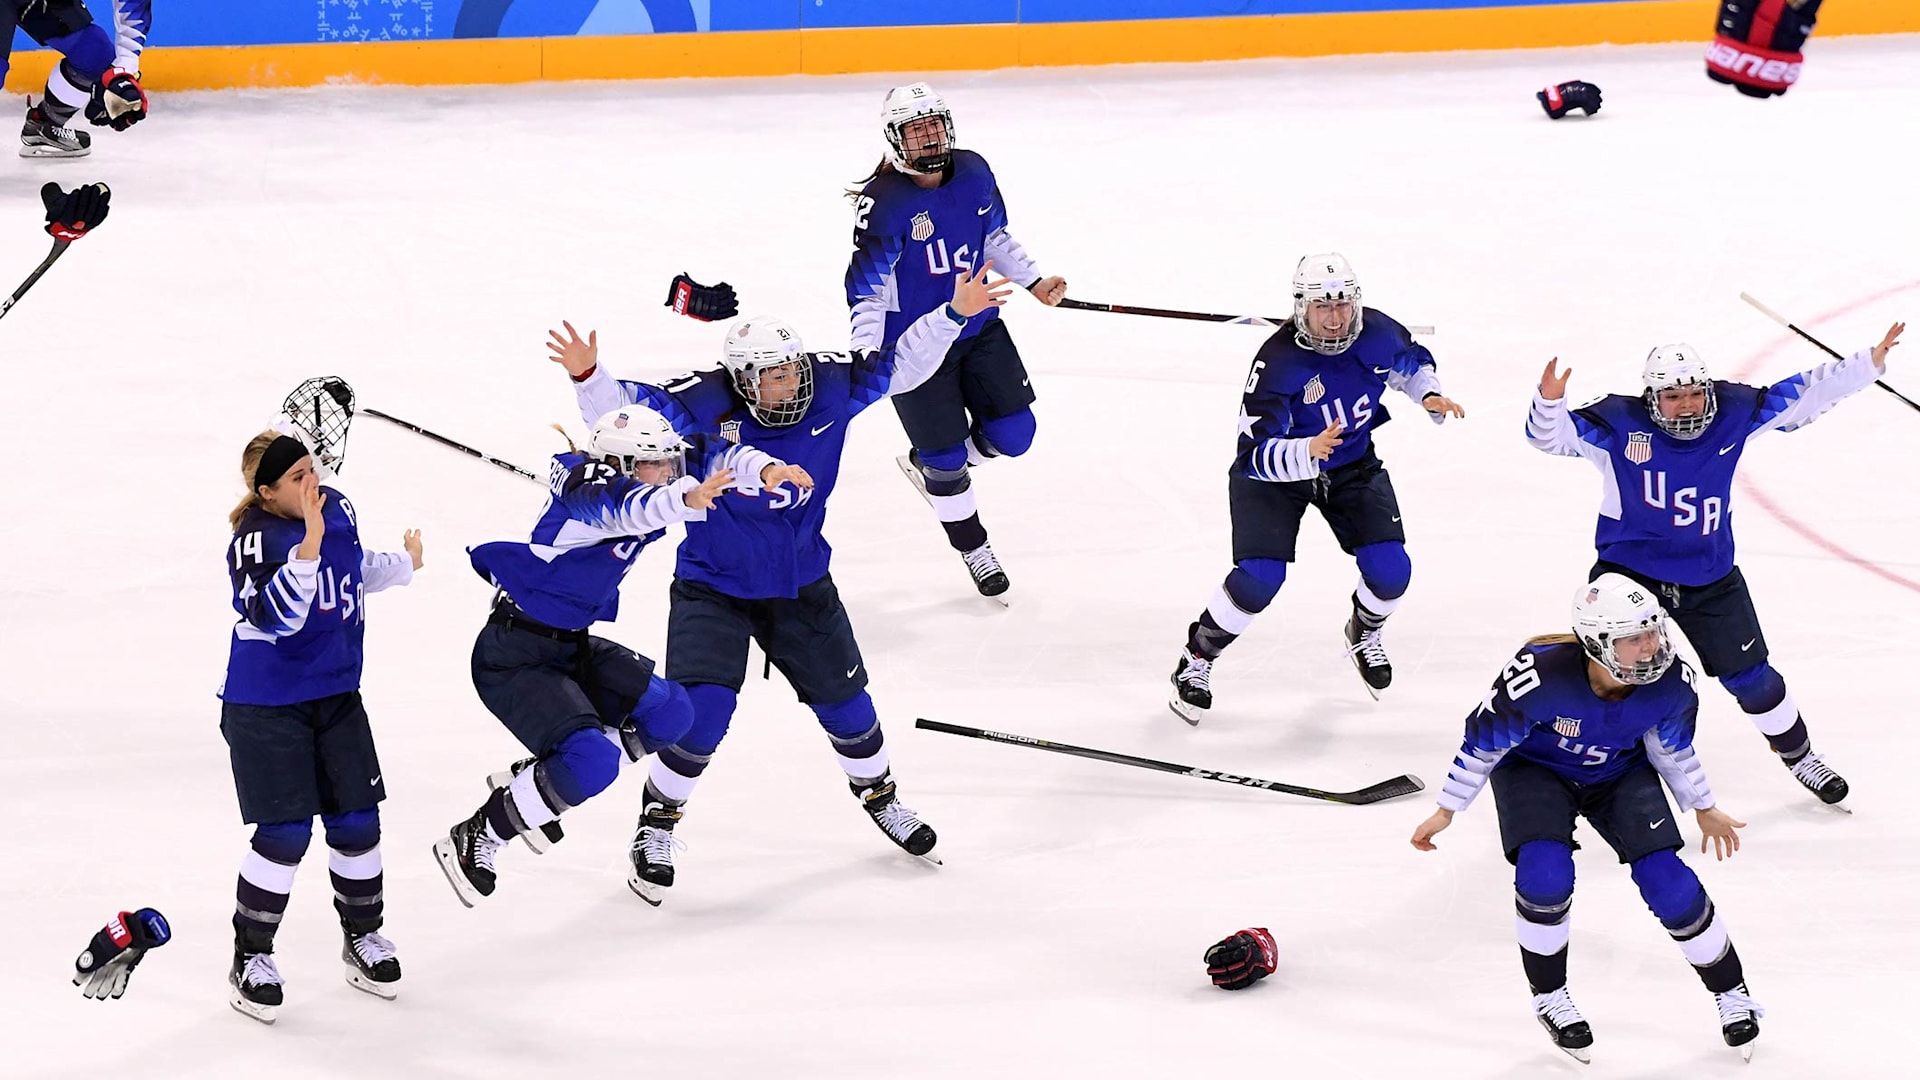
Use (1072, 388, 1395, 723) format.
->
(20, 105, 90, 158)
(627, 798, 683, 907)
(432, 808, 503, 908)
(852, 771, 940, 864)
(960, 542, 1010, 600)
(341, 919, 401, 1000)
(1785, 751, 1849, 808)
(1343, 595, 1393, 699)
(229, 935, 284, 1025)
(1715, 982, 1764, 1062)
(485, 757, 567, 853)
(1169, 647, 1213, 726)
(1532, 985, 1593, 1064)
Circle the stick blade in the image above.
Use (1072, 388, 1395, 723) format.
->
(1330, 773, 1426, 805)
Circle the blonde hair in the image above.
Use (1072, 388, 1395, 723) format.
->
(1526, 633, 1580, 647)
(229, 430, 280, 530)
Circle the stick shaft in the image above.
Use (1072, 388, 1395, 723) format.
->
(1738, 292, 1919, 414)
(1058, 297, 1433, 336)
(362, 407, 541, 481)
(0, 239, 71, 321)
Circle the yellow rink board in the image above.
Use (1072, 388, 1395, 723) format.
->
(5, 1, 1915, 93)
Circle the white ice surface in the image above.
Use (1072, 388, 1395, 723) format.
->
(3, 33, 1917, 1079)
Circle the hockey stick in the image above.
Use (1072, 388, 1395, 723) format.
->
(362, 407, 542, 482)
(1739, 292, 1920, 414)
(0, 239, 71, 322)
(1058, 297, 1435, 337)
(914, 719, 1425, 805)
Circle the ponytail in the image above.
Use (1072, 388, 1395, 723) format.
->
(228, 430, 280, 530)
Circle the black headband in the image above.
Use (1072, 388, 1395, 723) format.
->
(253, 436, 311, 491)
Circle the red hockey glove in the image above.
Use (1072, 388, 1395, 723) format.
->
(1204, 927, 1277, 991)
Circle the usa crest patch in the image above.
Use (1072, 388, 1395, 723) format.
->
(910, 211, 934, 242)
(720, 419, 741, 445)
(1553, 716, 1582, 738)
(1303, 375, 1325, 405)
(1625, 431, 1653, 464)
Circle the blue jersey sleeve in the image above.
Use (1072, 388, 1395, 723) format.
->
(846, 186, 908, 352)
(228, 521, 320, 639)
(1436, 647, 1546, 811)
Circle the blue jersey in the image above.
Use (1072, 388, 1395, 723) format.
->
(572, 307, 965, 599)
(1236, 311, 1447, 480)
(221, 488, 415, 707)
(468, 442, 770, 631)
(1435, 640, 1714, 814)
(1527, 348, 1880, 586)
(845, 150, 1041, 352)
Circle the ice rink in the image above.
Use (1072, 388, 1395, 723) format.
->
(4, 31, 1917, 1078)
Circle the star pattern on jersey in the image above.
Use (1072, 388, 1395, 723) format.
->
(1237, 405, 1259, 440)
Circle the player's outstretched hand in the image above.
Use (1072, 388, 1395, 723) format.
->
(1204, 928, 1277, 991)
(1539, 358, 1572, 401)
(759, 463, 814, 491)
(1423, 394, 1466, 419)
(547, 321, 599, 379)
(41, 182, 110, 242)
(665, 273, 738, 322)
(403, 529, 424, 570)
(73, 909, 169, 1001)
(1871, 322, 1904, 372)
(1410, 807, 1453, 851)
(686, 468, 734, 511)
(1028, 275, 1067, 307)
(950, 260, 1014, 319)
(1309, 419, 1344, 461)
(1696, 806, 1746, 861)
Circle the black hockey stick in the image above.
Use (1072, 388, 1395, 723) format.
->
(914, 719, 1425, 805)
(0, 239, 71, 322)
(362, 407, 542, 482)
(1739, 292, 1920, 415)
(1057, 297, 1434, 336)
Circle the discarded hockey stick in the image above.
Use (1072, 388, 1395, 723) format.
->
(1058, 297, 1434, 337)
(282, 377, 541, 482)
(363, 408, 542, 482)
(1739, 292, 1920, 415)
(0, 239, 71, 322)
(914, 719, 1425, 805)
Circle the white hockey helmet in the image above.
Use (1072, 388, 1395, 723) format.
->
(1572, 574, 1675, 686)
(882, 82, 954, 175)
(1291, 253, 1364, 355)
(589, 403, 686, 481)
(1642, 343, 1716, 440)
(722, 316, 813, 427)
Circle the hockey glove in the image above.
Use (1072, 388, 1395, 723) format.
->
(1537, 80, 1602, 119)
(1204, 927, 1277, 991)
(41, 182, 111, 242)
(1706, 0, 1822, 98)
(665, 273, 738, 322)
(73, 908, 170, 1000)
(85, 69, 149, 131)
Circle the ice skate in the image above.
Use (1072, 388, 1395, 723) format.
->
(852, 771, 940, 865)
(20, 106, 90, 158)
(1169, 647, 1213, 725)
(1715, 983, 1763, 1062)
(1342, 597, 1392, 698)
(1786, 752, 1849, 811)
(627, 798, 683, 907)
(960, 541, 1010, 602)
(1532, 986, 1593, 1064)
(433, 809, 502, 907)
(228, 948, 283, 1025)
(341, 926, 401, 1000)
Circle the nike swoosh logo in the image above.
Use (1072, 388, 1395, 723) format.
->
(1649, 818, 1666, 829)
(1719, 444, 1736, 455)
(370, 775, 381, 787)
(977, 206, 990, 215)
(1741, 639, 1756, 651)
(846, 665, 861, 678)
(1020, 377, 1030, 387)
(1372, 367, 1392, 375)
(811, 421, 836, 436)
(1390, 515, 1401, 522)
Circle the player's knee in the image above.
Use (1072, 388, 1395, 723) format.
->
(319, 807, 379, 852)
(1629, 849, 1706, 927)
(49, 27, 115, 79)
(678, 683, 738, 757)
(251, 820, 314, 864)
(1354, 542, 1411, 600)
(630, 677, 694, 754)
(1514, 839, 1575, 909)
(811, 691, 879, 741)
(1227, 559, 1287, 611)
(545, 727, 622, 804)
(1718, 662, 1786, 713)
(976, 409, 1036, 458)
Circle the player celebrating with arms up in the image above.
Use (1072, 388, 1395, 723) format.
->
(1169, 253, 1464, 722)
(1526, 321, 1903, 805)
(845, 82, 1067, 599)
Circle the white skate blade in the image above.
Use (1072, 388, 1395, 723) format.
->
(1820, 798, 1853, 816)
(912, 850, 943, 867)
(627, 872, 667, 907)
(1561, 1045, 1591, 1065)
(1168, 697, 1203, 726)
(228, 989, 277, 1025)
(344, 965, 399, 1000)
(895, 454, 934, 508)
(1738, 1039, 1756, 1063)
(431, 837, 481, 908)
(19, 144, 90, 159)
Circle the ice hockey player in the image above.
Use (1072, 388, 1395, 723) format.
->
(433, 404, 808, 907)
(1706, 0, 1822, 99)
(1411, 575, 1763, 1063)
(218, 429, 423, 1023)
(845, 82, 1067, 599)
(1526, 321, 1903, 805)
(1169, 253, 1465, 722)
(2, 0, 149, 158)
(546, 262, 1010, 901)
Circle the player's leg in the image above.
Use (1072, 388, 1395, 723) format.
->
(307, 691, 400, 997)
(218, 701, 322, 1022)
(768, 573, 939, 860)
(16, 1, 110, 157)
(949, 321, 1040, 594)
(1170, 471, 1309, 724)
(1492, 760, 1591, 1061)
(1323, 451, 1410, 696)
(895, 333, 1011, 597)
